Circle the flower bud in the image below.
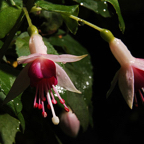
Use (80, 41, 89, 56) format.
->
(59, 108, 80, 138)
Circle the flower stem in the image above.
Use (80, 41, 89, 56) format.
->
(69, 15, 103, 32)
(23, 7, 32, 27)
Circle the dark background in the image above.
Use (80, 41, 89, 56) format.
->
(72, 0, 144, 143)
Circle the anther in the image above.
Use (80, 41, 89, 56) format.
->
(38, 104, 42, 109)
(34, 103, 38, 108)
(64, 107, 69, 112)
(42, 112, 47, 118)
(60, 99, 65, 104)
(47, 104, 51, 109)
(52, 99, 57, 104)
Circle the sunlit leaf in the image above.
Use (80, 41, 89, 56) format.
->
(0, 1, 22, 39)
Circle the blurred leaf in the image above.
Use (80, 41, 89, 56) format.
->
(0, 41, 3, 49)
(0, 113, 20, 144)
(0, 1, 22, 39)
(0, 64, 25, 131)
(74, 0, 111, 17)
(38, 11, 63, 35)
(35, 1, 79, 34)
(49, 30, 93, 131)
(103, 0, 125, 32)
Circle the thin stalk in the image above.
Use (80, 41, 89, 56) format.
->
(23, 7, 32, 27)
(69, 15, 103, 32)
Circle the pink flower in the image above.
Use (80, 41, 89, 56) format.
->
(4, 33, 87, 124)
(59, 108, 80, 137)
(107, 37, 144, 109)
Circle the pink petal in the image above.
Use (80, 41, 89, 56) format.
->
(118, 66, 134, 109)
(106, 70, 119, 98)
(3, 64, 31, 104)
(60, 109, 80, 137)
(55, 63, 81, 94)
(42, 54, 88, 64)
(132, 58, 144, 71)
(18, 54, 87, 65)
(17, 53, 42, 64)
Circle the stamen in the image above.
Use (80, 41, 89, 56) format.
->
(139, 90, 144, 103)
(47, 104, 51, 109)
(48, 83, 57, 104)
(134, 93, 138, 107)
(38, 95, 42, 109)
(34, 86, 38, 108)
(52, 85, 69, 111)
(42, 101, 47, 118)
(64, 106, 69, 112)
(52, 116, 59, 125)
(46, 92, 59, 124)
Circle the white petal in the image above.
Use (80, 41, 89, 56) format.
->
(43, 54, 87, 64)
(29, 34, 47, 54)
(106, 70, 119, 98)
(3, 64, 31, 104)
(109, 38, 135, 66)
(55, 63, 81, 93)
(118, 66, 134, 109)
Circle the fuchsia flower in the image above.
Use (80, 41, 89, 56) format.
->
(105, 32, 144, 109)
(59, 108, 80, 137)
(4, 33, 87, 124)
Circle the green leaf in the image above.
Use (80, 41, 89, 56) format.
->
(0, 41, 3, 49)
(15, 32, 31, 57)
(74, 0, 125, 32)
(103, 0, 125, 32)
(48, 30, 93, 131)
(12, 0, 23, 7)
(0, 64, 25, 131)
(0, 1, 22, 39)
(74, 0, 111, 17)
(0, 113, 20, 144)
(35, 1, 79, 34)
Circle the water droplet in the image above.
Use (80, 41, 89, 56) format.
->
(83, 85, 86, 89)
(103, 9, 106, 12)
(17, 103, 19, 106)
(11, 100, 14, 102)
(17, 127, 19, 130)
(86, 81, 89, 85)
(104, 1, 107, 4)
(89, 76, 92, 79)
(80, 2, 83, 6)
